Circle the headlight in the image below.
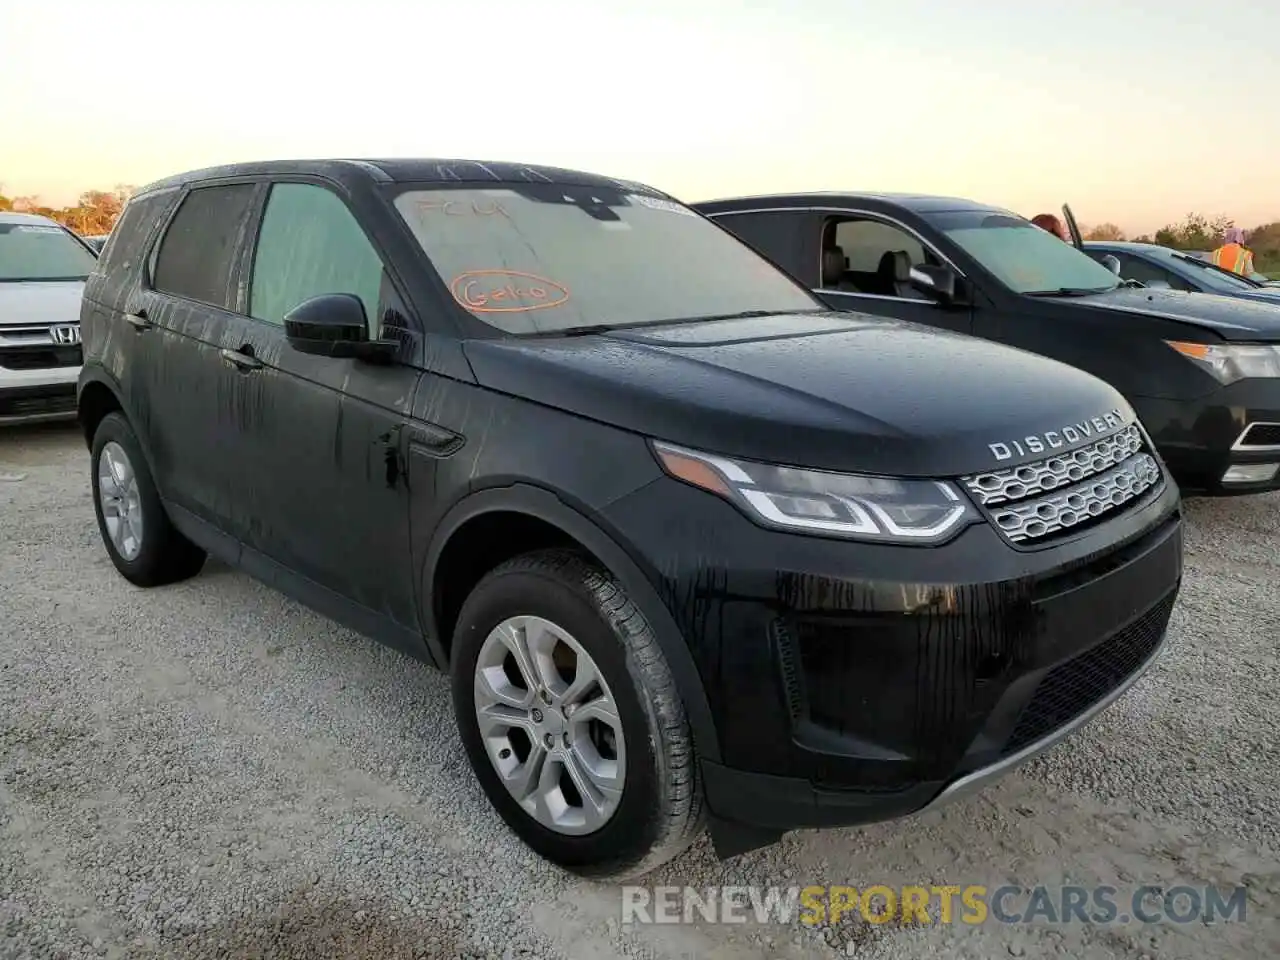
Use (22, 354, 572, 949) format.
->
(650, 441, 979, 544)
(1166, 341, 1280, 384)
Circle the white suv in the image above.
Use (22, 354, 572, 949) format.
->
(0, 212, 97, 424)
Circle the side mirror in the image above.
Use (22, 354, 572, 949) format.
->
(1099, 254, 1122, 276)
(283, 293, 397, 362)
(908, 263, 958, 304)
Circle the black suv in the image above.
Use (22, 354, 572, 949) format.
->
(78, 159, 1184, 879)
(695, 193, 1280, 496)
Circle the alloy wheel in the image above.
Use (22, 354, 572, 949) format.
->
(98, 441, 144, 562)
(473, 615, 626, 835)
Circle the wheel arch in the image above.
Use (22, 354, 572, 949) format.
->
(422, 484, 722, 764)
(76, 371, 125, 450)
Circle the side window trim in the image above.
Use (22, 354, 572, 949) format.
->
(244, 177, 416, 338)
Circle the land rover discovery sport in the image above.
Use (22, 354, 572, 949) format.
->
(78, 159, 1184, 879)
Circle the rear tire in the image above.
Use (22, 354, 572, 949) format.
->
(90, 412, 206, 587)
(451, 549, 703, 880)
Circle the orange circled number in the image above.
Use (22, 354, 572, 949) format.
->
(449, 270, 570, 313)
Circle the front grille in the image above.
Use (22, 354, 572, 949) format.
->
(1235, 423, 1280, 448)
(0, 323, 82, 371)
(1001, 589, 1176, 756)
(0, 347, 82, 370)
(963, 424, 1162, 545)
(0, 324, 55, 339)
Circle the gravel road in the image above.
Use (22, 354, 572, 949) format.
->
(2, 422, 1278, 959)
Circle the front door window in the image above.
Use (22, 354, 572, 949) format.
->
(249, 183, 386, 336)
(820, 217, 933, 301)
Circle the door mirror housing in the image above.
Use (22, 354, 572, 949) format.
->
(1098, 254, 1122, 276)
(908, 263, 959, 304)
(283, 294, 398, 362)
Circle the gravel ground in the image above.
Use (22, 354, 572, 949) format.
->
(2, 421, 1278, 960)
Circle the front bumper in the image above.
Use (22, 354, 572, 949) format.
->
(1134, 378, 1280, 494)
(601, 471, 1182, 840)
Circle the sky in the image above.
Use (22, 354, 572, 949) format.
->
(2, 0, 1277, 235)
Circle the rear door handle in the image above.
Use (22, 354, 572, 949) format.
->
(220, 347, 262, 371)
(125, 308, 151, 331)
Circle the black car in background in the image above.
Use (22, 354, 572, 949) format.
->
(1083, 241, 1280, 305)
(695, 193, 1280, 495)
(78, 159, 1182, 877)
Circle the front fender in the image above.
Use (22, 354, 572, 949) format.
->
(421, 483, 723, 764)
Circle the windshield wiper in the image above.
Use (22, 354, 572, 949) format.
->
(523, 309, 818, 339)
(1024, 286, 1115, 297)
(543, 324, 615, 337)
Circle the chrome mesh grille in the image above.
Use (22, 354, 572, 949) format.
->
(963, 424, 1162, 545)
(965, 425, 1144, 506)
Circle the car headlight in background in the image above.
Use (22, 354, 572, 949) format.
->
(651, 441, 979, 544)
(1166, 341, 1280, 384)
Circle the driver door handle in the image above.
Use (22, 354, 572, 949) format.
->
(125, 308, 151, 331)
(220, 347, 262, 371)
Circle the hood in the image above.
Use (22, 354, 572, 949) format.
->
(462, 311, 1135, 478)
(1064, 286, 1280, 340)
(0, 281, 84, 327)
(1230, 286, 1280, 306)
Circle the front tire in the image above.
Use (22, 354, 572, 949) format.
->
(90, 412, 206, 587)
(451, 549, 703, 880)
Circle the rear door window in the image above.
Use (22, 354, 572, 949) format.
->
(248, 183, 385, 335)
(151, 184, 257, 309)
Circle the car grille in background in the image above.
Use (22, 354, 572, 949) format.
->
(0, 324, 82, 371)
(1001, 589, 1176, 757)
(1234, 422, 1280, 449)
(962, 424, 1162, 545)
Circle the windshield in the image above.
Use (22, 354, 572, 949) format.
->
(0, 221, 97, 281)
(928, 211, 1121, 295)
(392, 184, 822, 334)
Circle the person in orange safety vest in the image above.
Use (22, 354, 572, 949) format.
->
(1210, 227, 1255, 276)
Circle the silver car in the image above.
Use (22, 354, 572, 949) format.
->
(0, 212, 96, 424)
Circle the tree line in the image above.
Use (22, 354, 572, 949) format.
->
(3, 184, 1278, 273)
(0, 185, 134, 236)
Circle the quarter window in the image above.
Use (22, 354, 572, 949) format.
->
(151, 184, 257, 309)
(249, 183, 385, 334)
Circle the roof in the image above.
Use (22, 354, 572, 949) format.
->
(693, 191, 1010, 215)
(0, 211, 60, 226)
(133, 158, 672, 200)
(1082, 240, 1162, 251)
